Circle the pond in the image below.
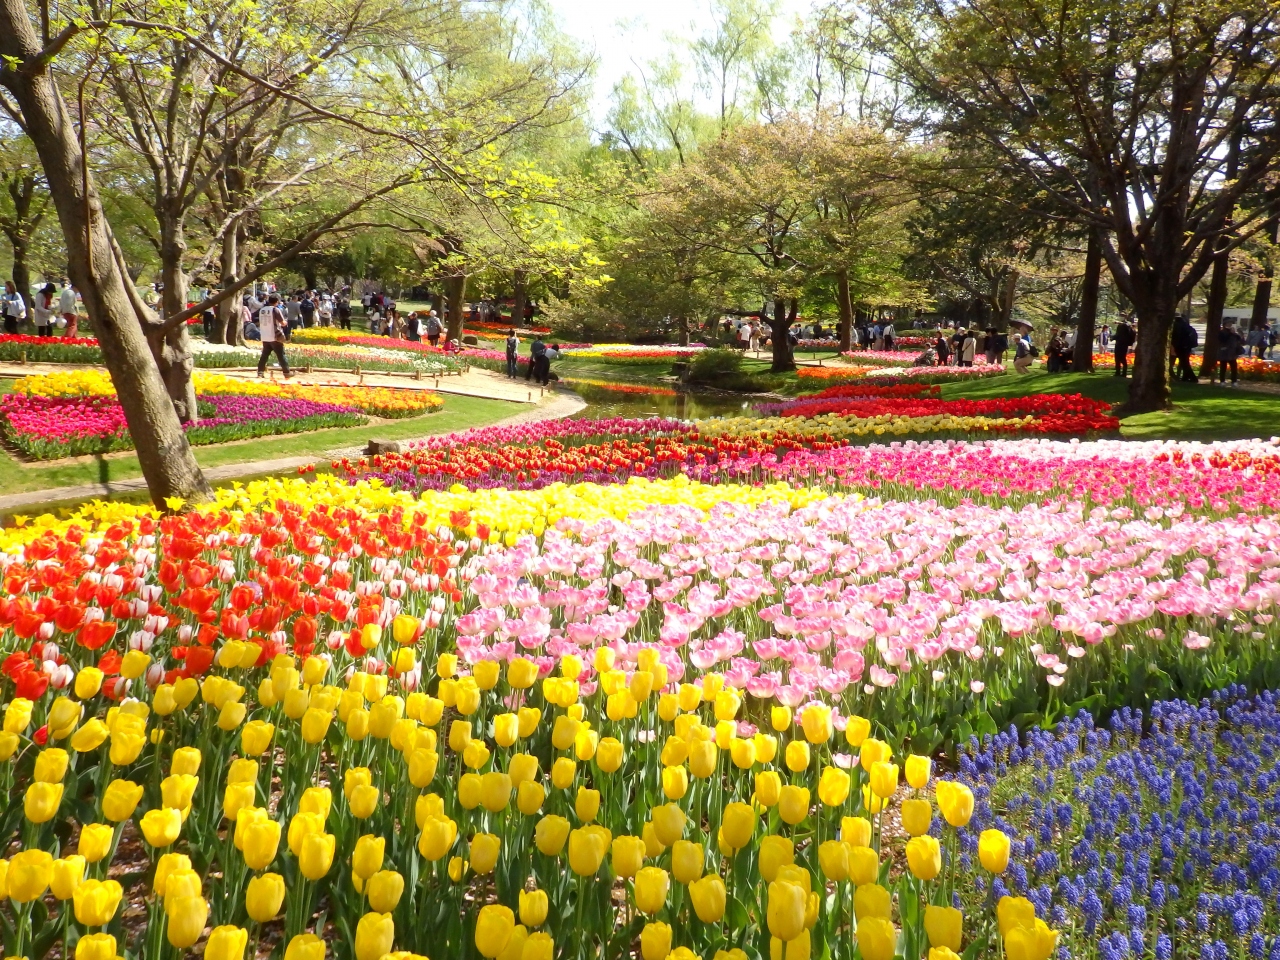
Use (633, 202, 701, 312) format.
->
(568, 385, 761, 420)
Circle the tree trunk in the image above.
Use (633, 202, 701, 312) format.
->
(1123, 278, 1176, 413)
(996, 268, 1018, 331)
(4, 172, 38, 299)
(444, 274, 467, 342)
(214, 222, 238, 345)
(1248, 204, 1279, 333)
(677, 315, 690, 347)
(156, 215, 198, 423)
(1074, 230, 1102, 373)
(770, 295, 796, 372)
(0, 8, 211, 505)
(835, 267, 853, 353)
(10, 237, 30, 303)
(511, 269, 527, 332)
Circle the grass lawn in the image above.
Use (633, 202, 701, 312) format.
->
(942, 369, 1280, 441)
(0, 394, 515, 497)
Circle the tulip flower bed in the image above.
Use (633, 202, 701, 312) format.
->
(0, 334, 104, 364)
(560, 345, 707, 363)
(837, 351, 916, 368)
(562, 379, 679, 397)
(952, 687, 1280, 960)
(191, 342, 462, 377)
(0, 371, 442, 459)
(796, 365, 1006, 384)
(0, 449, 1279, 960)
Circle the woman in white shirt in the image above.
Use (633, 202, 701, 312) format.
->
(961, 332, 978, 366)
(2, 281, 26, 334)
(58, 282, 79, 336)
(32, 284, 57, 337)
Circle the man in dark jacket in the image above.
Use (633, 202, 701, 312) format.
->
(1170, 315, 1198, 383)
(1113, 319, 1135, 376)
(1218, 323, 1244, 385)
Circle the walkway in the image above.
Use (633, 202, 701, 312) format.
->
(0, 389, 586, 513)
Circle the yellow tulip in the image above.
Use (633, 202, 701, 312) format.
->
(859, 738, 891, 771)
(507, 657, 539, 689)
(51, 855, 86, 899)
(688, 739, 717, 779)
(73, 877, 123, 925)
(241, 720, 275, 756)
(661, 765, 688, 800)
(853, 883, 891, 920)
(518, 888, 549, 927)
(349, 784, 379, 819)
(70, 719, 109, 753)
(475, 904, 516, 959)
(651, 803, 686, 846)
(140, 808, 183, 847)
(929, 950, 962, 960)
(508, 752, 540, 785)
(162, 869, 202, 912)
(856, 916, 897, 960)
(611, 835, 646, 878)
(408, 749, 439, 789)
(418, 815, 458, 861)
(367, 870, 405, 913)
(778, 785, 809, 826)
(729, 737, 756, 769)
(979, 829, 1011, 873)
(152, 853, 192, 897)
(459, 772, 483, 810)
(352, 835, 386, 881)
(166, 895, 209, 948)
(78, 823, 115, 863)
(640, 922, 672, 960)
(1004, 919, 1059, 960)
(817, 840, 849, 882)
(935, 781, 974, 827)
(205, 926, 249, 960)
(720, 801, 756, 849)
(470, 833, 501, 874)
(901, 798, 933, 837)
(759, 835, 794, 883)
(634, 865, 669, 914)
(842, 816, 873, 848)
(299, 786, 332, 820)
(567, 826, 607, 876)
(755, 770, 782, 807)
(672, 840, 704, 885)
(75, 667, 105, 699)
(690, 873, 726, 922)
(770, 705, 792, 731)
(517, 707, 541, 738)
(3, 697, 33, 733)
(575, 786, 600, 822)
(285, 934, 326, 960)
(997, 896, 1038, 935)
(161, 773, 199, 810)
(906, 835, 941, 881)
(25, 781, 64, 823)
(300, 707, 332, 744)
(299, 832, 336, 880)
(355, 912, 395, 960)
(218, 700, 248, 730)
(74, 933, 116, 960)
(925, 905, 963, 951)
(224, 782, 257, 823)
(785, 740, 810, 773)
(551, 715, 580, 751)
(767, 880, 806, 941)
(848, 846, 879, 886)
(246, 873, 285, 922)
(523, 932, 554, 960)
(448, 856, 468, 883)
(35, 747, 69, 782)
(869, 761, 899, 799)
(534, 815, 570, 856)
(6, 849, 52, 902)
(800, 703, 832, 743)
(905, 754, 932, 789)
(346, 708, 370, 741)
(517, 780, 545, 816)
(818, 767, 850, 806)
(596, 737, 624, 773)
(844, 715, 871, 747)
(551, 757, 576, 790)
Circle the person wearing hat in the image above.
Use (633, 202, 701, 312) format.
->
(58, 280, 79, 337)
(1218, 322, 1244, 385)
(32, 283, 58, 337)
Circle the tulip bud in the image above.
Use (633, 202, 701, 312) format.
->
(246, 873, 285, 922)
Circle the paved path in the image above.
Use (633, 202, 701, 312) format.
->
(0, 389, 586, 513)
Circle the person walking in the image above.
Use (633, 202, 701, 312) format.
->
(337, 296, 352, 330)
(960, 329, 977, 367)
(738, 321, 752, 352)
(299, 292, 316, 329)
(505, 329, 520, 377)
(934, 333, 951, 366)
(1099, 324, 1110, 349)
(2, 281, 26, 334)
(32, 284, 57, 337)
(318, 291, 334, 328)
(1171, 314, 1198, 383)
(526, 336, 548, 384)
(1113, 318, 1135, 376)
(882, 319, 896, 351)
(285, 294, 302, 331)
(1045, 328, 1065, 373)
(425, 310, 442, 347)
(1013, 331, 1035, 374)
(58, 280, 79, 336)
(257, 294, 291, 378)
(1218, 322, 1244, 385)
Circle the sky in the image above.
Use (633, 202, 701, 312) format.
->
(545, 0, 814, 126)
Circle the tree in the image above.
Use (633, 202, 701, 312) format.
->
(876, 0, 1280, 412)
(0, 0, 212, 504)
(0, 131, 50, 296)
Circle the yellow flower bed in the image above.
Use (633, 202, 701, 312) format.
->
(697, 412, 1035, 440)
